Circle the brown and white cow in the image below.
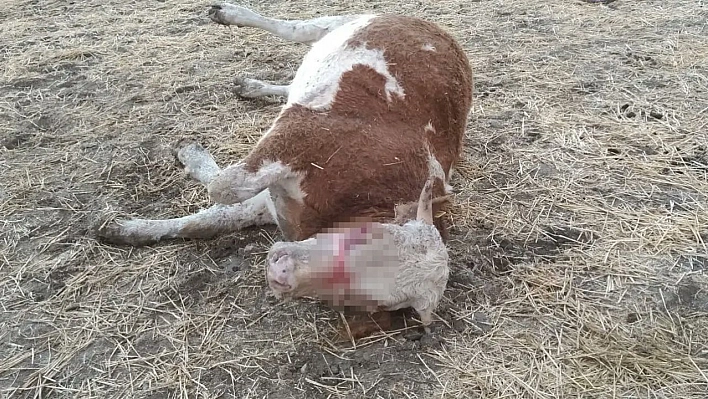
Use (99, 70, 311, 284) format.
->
(98, 3, 473, 252)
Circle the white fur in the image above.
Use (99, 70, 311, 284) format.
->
(425, 146, 451, 194)
(253, 160, 297, 189)
(266, 170, 449, 329)
(378, 221, 449, 322)
(101, 135, 304, 245)
(263, 189, 280, 230)
(427, 151, 446, 182)
(422, 43, 436, 52)
(444, 182, 453, 194)
(286, 15, 405, 111)
(445, 166, 454, 193)
(252, 161, 306, 203)
(246, 161, 307, 234)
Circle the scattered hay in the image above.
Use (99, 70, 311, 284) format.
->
(1, 0, 706, 398)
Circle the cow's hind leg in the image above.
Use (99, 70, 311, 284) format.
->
(208, 3, 362, 99)
(97, 142, 276, 246)
(208, 3, 361, 44)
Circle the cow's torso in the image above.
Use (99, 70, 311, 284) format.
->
(245, 15, 473, 241)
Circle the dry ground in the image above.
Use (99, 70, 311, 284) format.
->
(1, 0, 707, 397)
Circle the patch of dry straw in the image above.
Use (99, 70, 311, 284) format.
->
(0, 0, 706, 397)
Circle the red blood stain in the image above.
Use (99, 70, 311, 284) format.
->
(324, 253, 352, 286)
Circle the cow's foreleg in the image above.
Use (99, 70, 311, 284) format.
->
(97, 193, 275, 246)
(97, 142, 276, 246)
(175, 142, 221, 187)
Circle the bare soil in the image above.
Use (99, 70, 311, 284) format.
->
(1, 0, 707, 398)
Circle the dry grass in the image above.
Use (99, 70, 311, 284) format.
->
(1, 0, 707, 398)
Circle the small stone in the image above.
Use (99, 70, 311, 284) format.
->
(453, 319, 466, 333)
(223, 255, 244, 275)
(649, 110, 663, 120)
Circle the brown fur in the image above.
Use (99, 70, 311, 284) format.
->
(244, 15, 473, 242)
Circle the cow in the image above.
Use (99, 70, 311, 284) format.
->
(97, 3, 473, 249)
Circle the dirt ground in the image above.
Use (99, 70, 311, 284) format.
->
(1, 0, 707, 397)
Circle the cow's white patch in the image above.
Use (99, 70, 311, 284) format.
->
(253, 160, 306, 202)
(286, 15, 405, 110)
(422, 43, 436, 52)
(445, 166, 454, 193)
(427, 151, 446, 183)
